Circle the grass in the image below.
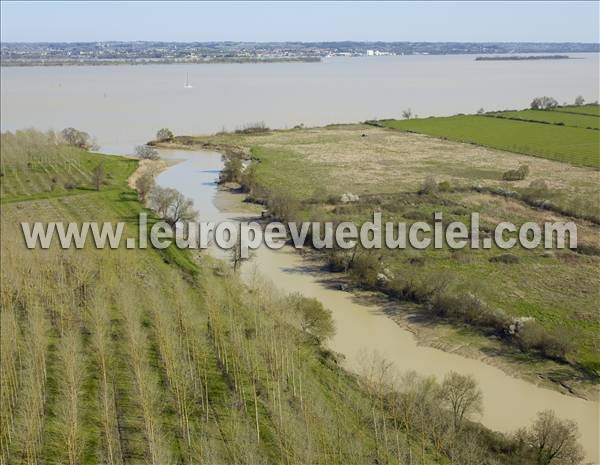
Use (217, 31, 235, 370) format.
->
(489, 109, 600, 130)
(0, 149, 138, 203)
(552, 104, 600, 117)
(177, 122, 600, 380)
(380, 114, 600, 168)
(251, 145, 332, 201)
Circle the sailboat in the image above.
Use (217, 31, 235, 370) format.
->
(184, 72, 193, 89)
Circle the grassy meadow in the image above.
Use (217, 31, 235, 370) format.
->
(379, 107, 600, 168)
(489, 110, 600, 130)
(0, 129, 138, 204)
(177, 120, 600, 382)
(552, 104, 600, 116)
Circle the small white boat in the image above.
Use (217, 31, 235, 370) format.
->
(184, 72, 193, 89)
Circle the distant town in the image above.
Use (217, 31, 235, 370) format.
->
(1, 41, 598, 66)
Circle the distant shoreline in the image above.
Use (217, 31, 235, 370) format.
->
(475, 55, 573, 61)
(0, 56, 322, 67)
(3, 41, 598, 68)
(3, 53, 592, 67)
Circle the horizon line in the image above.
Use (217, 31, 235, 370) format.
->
(3, 40, 600, 45)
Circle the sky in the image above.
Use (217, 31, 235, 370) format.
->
(1, 1, 599, 43)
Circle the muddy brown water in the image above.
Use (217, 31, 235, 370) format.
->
(156, 149, 599, 464)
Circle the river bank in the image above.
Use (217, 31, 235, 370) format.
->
(149, 147, 599, 463)
(214, 184, 598, 398)
(152, 131, 600, 400)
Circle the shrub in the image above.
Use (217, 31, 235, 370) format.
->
(528, 179, 548, 192)
(240, 163, 257, 193)
(403, 210, 430, 221)
(432, 290, 484, 322)
(489, 254, 520, 264)
(234, 122, 269, 134)
(156, 128, 174, 141)
(521, 179, 552, 208)
(220, 153, 243, 184)
(502, 164, 529, 181)
(431, 289, 510, 331)
(348, 252, 382, 288)
(266, 192, 300, 222)
(516, 321, 574, 360)
(438, 180, 452, 192)
(408, 255, 426, 266)
(384, 273, 441, 302)
(135, 145, 160, 160)
(575, 243, 600, 256)
(325, 249, 351, 272)
(288, 294, 335, 342)
(419, 176, 439, 194)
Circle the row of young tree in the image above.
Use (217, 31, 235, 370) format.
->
(2, 187, 587, 465)
(0, 128, 93, 174)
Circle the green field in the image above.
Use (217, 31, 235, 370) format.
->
(0, 130, 138, 203)
(552, 104, 600, 117)
(490, 109, 600, 130)
(381, 115, 600, 168)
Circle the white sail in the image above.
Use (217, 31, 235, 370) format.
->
(184, 72, 193, 88)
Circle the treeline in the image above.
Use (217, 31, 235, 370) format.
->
(0, 128, 95, 174)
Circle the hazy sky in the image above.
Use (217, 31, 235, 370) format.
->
(1, 1, 598, 43)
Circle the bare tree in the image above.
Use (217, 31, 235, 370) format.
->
(149, 186, 196, 225)
(169, 191, 197, 224)
(402, 108, 413, 120)
(574, 96, 585, 106)
(440, 371, 483, 432)
(91, 162, 105, 191)
(149, 186, 178, 219)
(521, 410, 584, 465)
(230, 235, 250, 272)
(419, 175, 438, 194)
(135, 145, 160, 160)
(135, 171, 155, 202)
